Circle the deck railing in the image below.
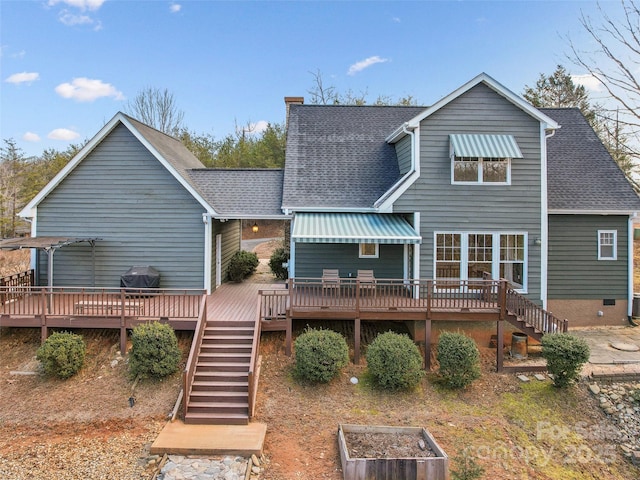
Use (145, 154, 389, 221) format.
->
(183, 295, 208, 417)
(0, 269, 34, 305)
(0, 286, 205, 319)
(248, 298, 263, 419)
(260, 277, 564, 337)
(506, 287, 568, 334)
(284, 278, 503, 313)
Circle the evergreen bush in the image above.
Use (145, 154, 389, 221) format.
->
(227, 250, 259, 282)
(436, 331, 481, 389)
(129, 322, 181, 379)
(541, 333, 590, 388)
(294, 328, 349, 383)
(36, 331, 86, 379)
(366, 331, 424, 390)
(268, 247, 289, 280)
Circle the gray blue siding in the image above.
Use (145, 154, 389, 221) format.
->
(548, 215, 629, 299)
(294, 243, 404, 279)
(214, 219, 241, 283)
(393, 83, 543, 300)
(395, 135, 412, 175)
(36, 124, 207, 289)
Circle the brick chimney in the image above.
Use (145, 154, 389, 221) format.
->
(284, 96, 304, 128)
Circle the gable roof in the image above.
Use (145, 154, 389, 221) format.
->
(282, 104, 425, 211)
(188, 168, 286, 217)
(19, 112, 217, 218)
(386, 73, 559, 143)
(542, 108, 640, 213)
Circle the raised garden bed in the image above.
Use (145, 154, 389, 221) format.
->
(338, 424, 449, 480)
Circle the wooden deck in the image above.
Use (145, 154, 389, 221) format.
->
(258, 278, 568, 372)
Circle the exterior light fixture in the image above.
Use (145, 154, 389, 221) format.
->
(534, 237, 542, 246)
(252, 223, 259, 234)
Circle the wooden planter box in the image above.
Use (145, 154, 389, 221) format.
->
(338, 424, 449, 480)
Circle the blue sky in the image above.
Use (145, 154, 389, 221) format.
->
(0, 0, 617, 157)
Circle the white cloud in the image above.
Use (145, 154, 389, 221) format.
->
(392, 17, 401, 23)
(59, 11, 94, 26)
(572, 74, 603, 92)
(170, 3, 182, 13)
(48, 128, 80, 141)
(23, 132, 41, 142)
(5, 72, 39, 84)
(48, 0, 105, 11)
(55, 77, 125, 102)
(347, 56, 389, 76)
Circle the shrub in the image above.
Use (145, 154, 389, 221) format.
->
(436, 331, 481, 389)
(129, 322, 181, 379)
(366, 331, 424, 390)
(36, 331, 86, 379)
(541, 333, 590, 388)
(451, 448, 485, 480)
(294, 328, 349, 383)
(268, 247, 289, 280)
(227, 250, 259, 282)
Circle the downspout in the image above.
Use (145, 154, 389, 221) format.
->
(628, 213, 638, 325)
(540, 127, 555, 309)
(202, 213, 213, 294)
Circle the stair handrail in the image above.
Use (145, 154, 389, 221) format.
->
(182, 294, 208, 417)
(248, 295, 263, 419)
(505, 286, 568, 334)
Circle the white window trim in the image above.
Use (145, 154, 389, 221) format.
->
(434, 231, 528, 293)
(451, 156, 512, 185)
(359, 243, 379, 259)
(597, 229, 617, 260)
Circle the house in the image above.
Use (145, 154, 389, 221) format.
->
(18, 113, 285, 293)
(282, 73, 640, 327)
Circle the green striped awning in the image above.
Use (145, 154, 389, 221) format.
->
(450, 134, 523, 158)
(292, 213, 422, 244)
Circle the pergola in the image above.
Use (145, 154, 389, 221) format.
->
(0, 237, 100, 288)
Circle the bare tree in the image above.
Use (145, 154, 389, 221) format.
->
(568, 0, 640, 152)
(125, 87, 184, 135)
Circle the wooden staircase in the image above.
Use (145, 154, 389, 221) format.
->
(504, 287, 568, 341)
(184, 319, 255, 425)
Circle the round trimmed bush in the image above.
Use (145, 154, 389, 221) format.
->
(366, 331, 424, 390)
(541, 333, 590, 388)
(227, 250, 259, 282)
(268, 247, 289, 280)
(129, 322, 181, 379)
(436, 331, 481, 389)
(294, 328, 349, 383)
(36, 331, 86, 379)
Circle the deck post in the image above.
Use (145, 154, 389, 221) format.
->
(354, 317, 361, 364)
(424, 318, 432, 370)
(120, 289, 127, 354)
(496, 320, 504, 372)
(40, 289, 47, 343)
(285, 310, 292, 356)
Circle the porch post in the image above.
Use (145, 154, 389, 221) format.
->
(354, 317, 361, 364)
(497, 320, 504, 372)
(120, 289, 127, 354)
(424, 318, 432, 370)
(285, 310, 292, 356)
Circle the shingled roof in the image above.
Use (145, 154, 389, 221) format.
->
(188, 168, 285, 217)
(282, 104, 639, 214)
(542, 108, 640, 212)
(282, 104, 425, 210)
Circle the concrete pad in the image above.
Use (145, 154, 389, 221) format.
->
(150, 421, 267, 457)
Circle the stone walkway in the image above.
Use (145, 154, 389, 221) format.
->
(572, 326, 640, 381)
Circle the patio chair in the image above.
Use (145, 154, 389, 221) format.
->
(322, 269, 340, 291)
(357, 270, 376, 296)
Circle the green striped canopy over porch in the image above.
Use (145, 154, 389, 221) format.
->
(450, 134, 523, 158)
(292, 213, 422, 244)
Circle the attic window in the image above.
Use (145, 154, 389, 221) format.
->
(450, 134, 522, 185)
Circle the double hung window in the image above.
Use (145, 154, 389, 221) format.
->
(435, 232, 527, 291)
